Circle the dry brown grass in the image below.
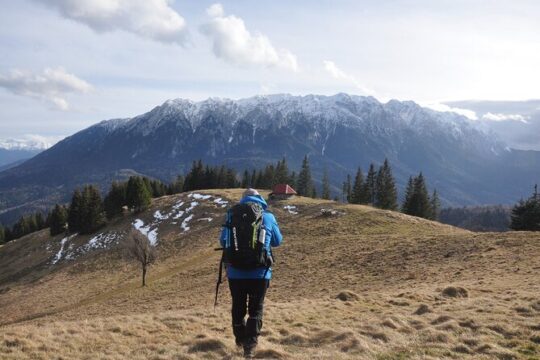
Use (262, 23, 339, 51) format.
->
(1, 189, 539, 359)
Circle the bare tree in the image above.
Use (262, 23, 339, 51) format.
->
(124, 230, 156, 286)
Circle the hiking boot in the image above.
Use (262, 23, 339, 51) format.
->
(243, 343, 256, 358)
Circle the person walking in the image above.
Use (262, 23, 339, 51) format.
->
(219, 188, 283, 358)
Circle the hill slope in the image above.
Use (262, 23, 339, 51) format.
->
(2, 94, 540, 225)
(0, 190, 539, 359)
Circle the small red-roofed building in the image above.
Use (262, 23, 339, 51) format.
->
(270, 184, 297, 200)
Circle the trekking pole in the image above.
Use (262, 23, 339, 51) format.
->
(214, 252, 224, 311)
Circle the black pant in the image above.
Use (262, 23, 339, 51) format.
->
(228, 279, 269, 346)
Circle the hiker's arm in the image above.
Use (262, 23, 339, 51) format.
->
(219, 215, 227, 247)
(270, 216, 283, 247)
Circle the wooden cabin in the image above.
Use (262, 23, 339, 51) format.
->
(269, 184, 297, 200)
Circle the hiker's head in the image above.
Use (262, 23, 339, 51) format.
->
(242, 188, 260, 198)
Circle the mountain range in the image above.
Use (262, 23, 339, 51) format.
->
(1, 93, 539, 225)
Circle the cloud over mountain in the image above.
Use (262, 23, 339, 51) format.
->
(482, 112, 529, 123)
(422, 102, 478, 121)
(0, 67, 92, 110)
(33, 0, 188, 45)
(201, 3, 298, 71)
(323, 60, 374, 95)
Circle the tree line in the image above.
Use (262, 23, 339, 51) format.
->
(48, 176, 179, 237)
(341, 161, 440, 219)
(510, 185, 540, 231)
(439, 185, 540, 232)
(0, 212, 48, 243)
(0, 175, 179, 244)
(439, 205, 511, 232)
(0, 156, 444, 244)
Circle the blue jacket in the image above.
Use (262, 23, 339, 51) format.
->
(220, 195, 283, 279)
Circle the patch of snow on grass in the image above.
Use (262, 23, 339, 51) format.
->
(173, 210, 185, 219)
(154, 210, 169, 221)
(65, 232, 121, 260)
(87, 232, 119, 251)
(214, 197, 229, 207)
(181, 214, 194, 232)
(189, 193, 212, 200)
(185, 201, 199, 213)
(133, 219, 158, 246)
(173, 201, 184, 210)
(197, 217, 213, 222)
(64, 243, 75, 260)
(284, 205, 298, 214)
(51, 234, 77, 265)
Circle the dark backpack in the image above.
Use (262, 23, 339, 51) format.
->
(214, 201, 274, 308)
(223, 202, 271, 269)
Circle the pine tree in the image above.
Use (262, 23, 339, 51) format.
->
(79, 185, 106, 234)
(204, 165, 218, 189)
(322, 168, 331, 200)
(104, 181, 127, 220)
(0, 224, 5, 244)
(4, 227, 13, 242)
(68, 189, 84, 233)
(342, 174, 352, 202)
(275, 157, 290, 185)
(374, 159, 398, 210)
(225, 168, 238, 188)
(126, 176, 152, 213)
(26, 214, 38, 234)
(49, 204, 68, 236)
(363, 163, 377, 205)
(241, 170, 250, 188)
(216, 165, 226, 188)
(167, 175, 184, 195)
(250, 170, 257, 188)
(261, 164, 275, 189)
(148, 179, 167, 198)
(401, 176, 414, 213)
(404, 173, 431, 218)
(297, 155, 314, 197)
(510, 184, 540, 231)
(11, 217, 25, 239)
(429, 189, 441, 220)
(351, 167, 364, 204)
(255, 170, 264, 188)
(183, 160, 204, 191)
(289, 171, 297, 189)
(35, 212, 45, 230)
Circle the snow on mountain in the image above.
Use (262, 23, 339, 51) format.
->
(100, 93, 502, 154)
(0, 134, 64, 151)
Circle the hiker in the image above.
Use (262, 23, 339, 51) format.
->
(219, 188, 283, 358)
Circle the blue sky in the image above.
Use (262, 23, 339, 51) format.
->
(1, 0, 539, 143)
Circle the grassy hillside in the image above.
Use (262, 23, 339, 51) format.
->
(0, 189, 539, 359)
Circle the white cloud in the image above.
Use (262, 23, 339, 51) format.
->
(482, 112, 529, 123)
(0, 134, 64, 150)
(422, 102, 478, 120)
(33, 0, 188, 45)
(0, 67, 92, 110)
(200, 3, 298, 71)
(323, 60, 374, 95)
